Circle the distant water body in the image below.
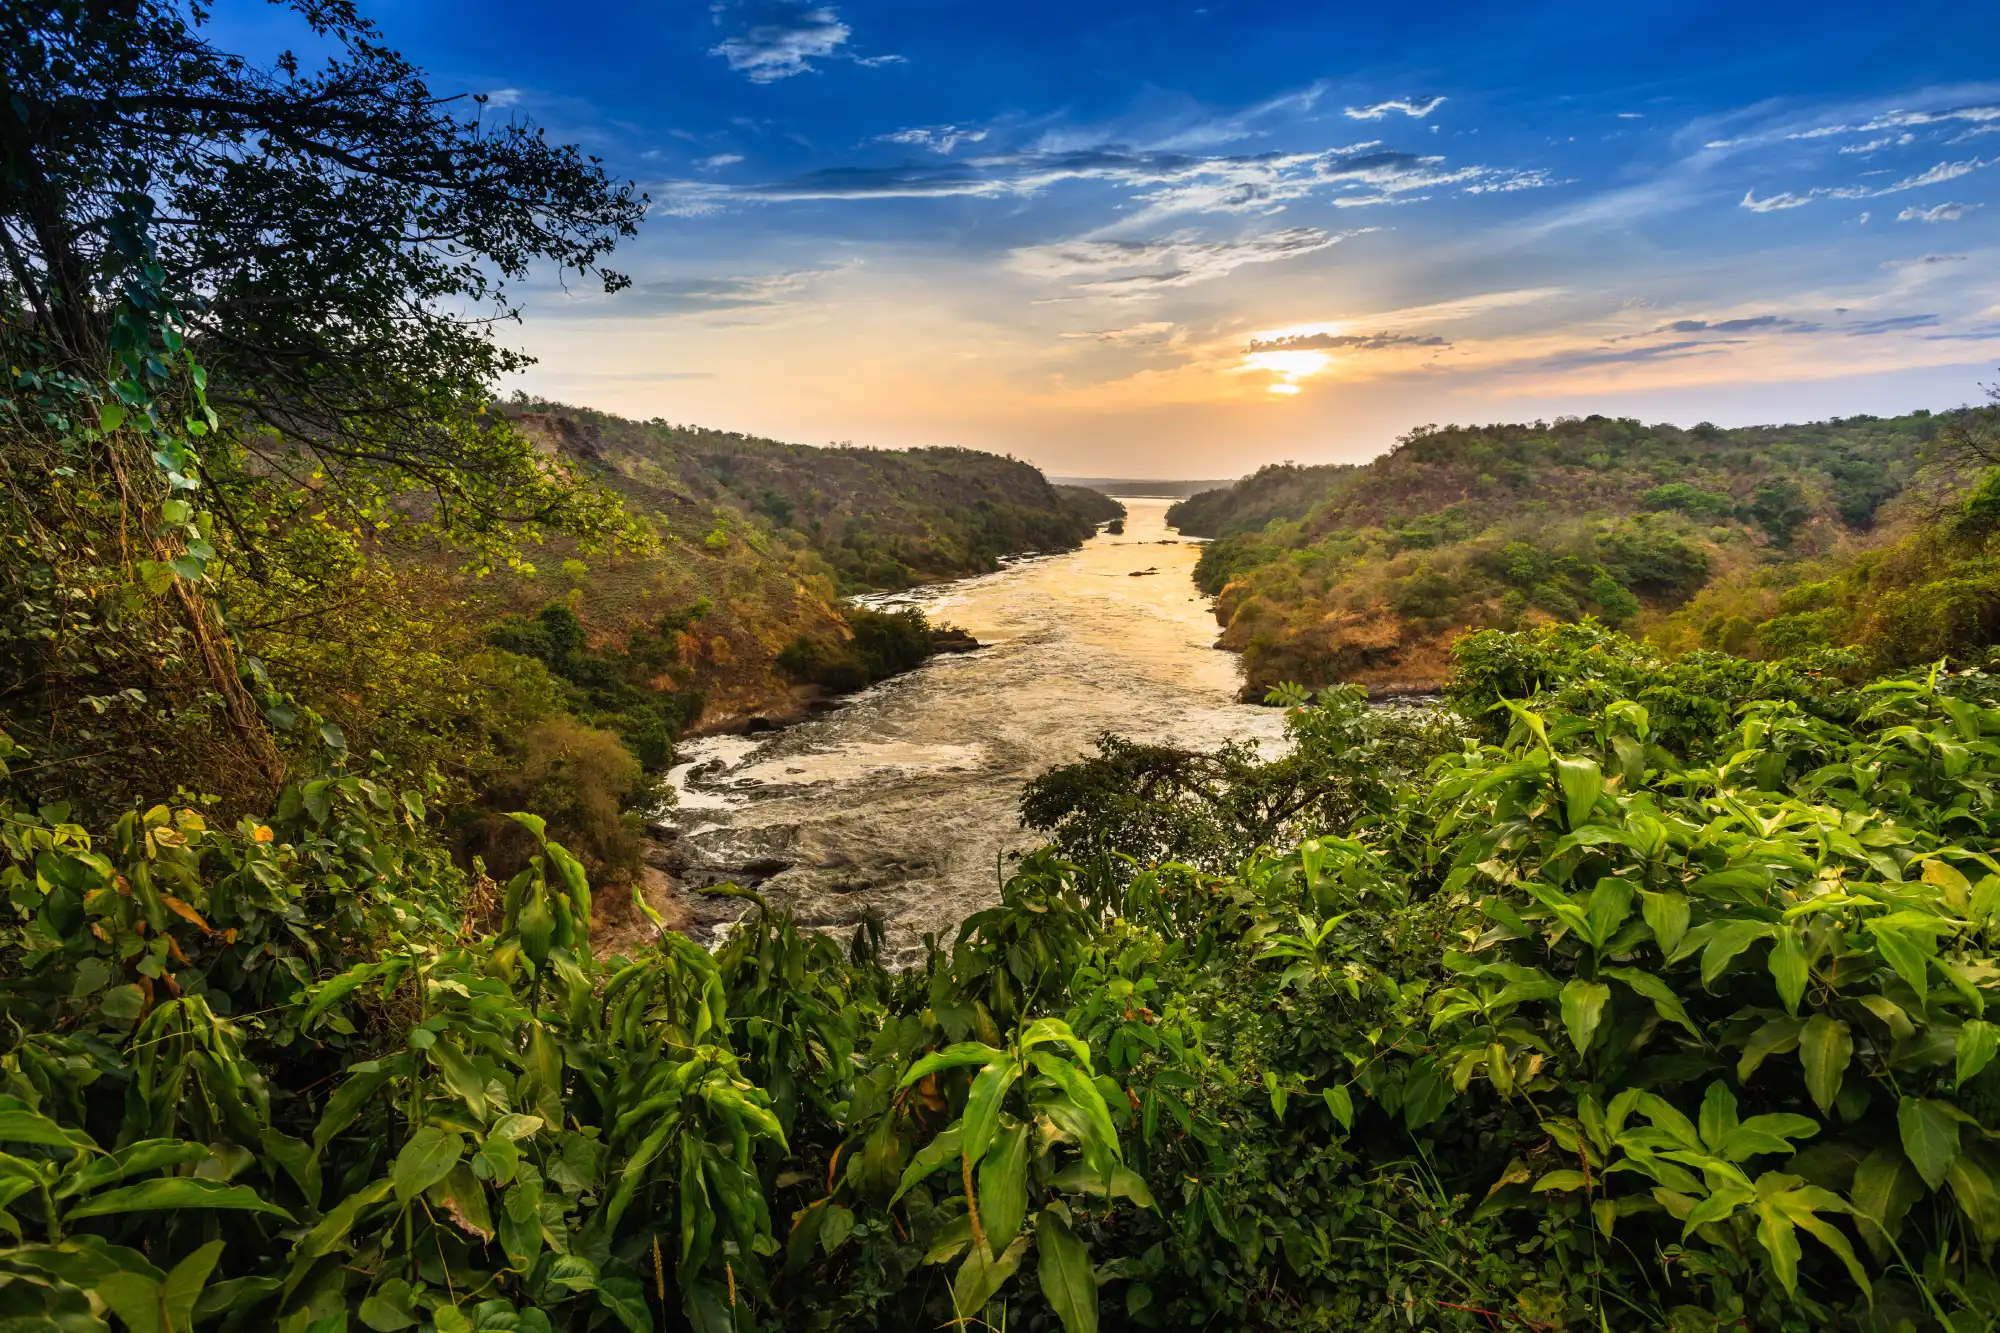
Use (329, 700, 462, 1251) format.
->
(661, 498, 1284, 957)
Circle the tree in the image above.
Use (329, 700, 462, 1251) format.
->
(0, 0, 649, 813)
(1, 0, 646, 555)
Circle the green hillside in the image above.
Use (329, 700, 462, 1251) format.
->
(1169, 411, 1944, 695)
(512, 401, 1116, 593)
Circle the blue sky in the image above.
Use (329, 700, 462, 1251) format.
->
(232, 1, 2000, 475)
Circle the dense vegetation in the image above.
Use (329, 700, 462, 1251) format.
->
(1170, 413, 1947, 695)
(6, 5, 1997, 1332)
(6, 623, 1997, 1331)
(508, 404, 1121, 594)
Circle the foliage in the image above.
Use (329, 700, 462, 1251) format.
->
(5, 627, 2000, 1330)
(486, 604, 705, 770)
(776, 606, 937, 694)
(1173, 411, 1944, 695)
(507, 402, 1116, 593)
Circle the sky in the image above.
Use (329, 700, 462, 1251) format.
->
(227, 1, 2000, 477)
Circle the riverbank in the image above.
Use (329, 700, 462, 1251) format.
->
(637, 498, 1286, 958)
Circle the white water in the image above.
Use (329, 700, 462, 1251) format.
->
(659, 498, 1284, 955)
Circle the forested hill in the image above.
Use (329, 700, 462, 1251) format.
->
(511, 401, 1118, 591)
(1168, 410, 1946, 695)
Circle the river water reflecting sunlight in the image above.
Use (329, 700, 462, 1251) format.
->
(660, 498, 1285, 957)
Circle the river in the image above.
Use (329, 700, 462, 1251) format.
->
(656, 498, 1286, 958)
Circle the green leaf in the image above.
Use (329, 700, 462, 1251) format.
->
(1799, 1015, 1853, 1116)
(1945, 1146, 2000, 1245)
(952, 1231, 1028, 1315)
(98, 1238, 224, 1333)
(1029, 1050, 1120, 1171)
(428, 1042, 488, 1121)
(1555, 756, 1604, 828)
(0, 1110, 94, 1153)
(1640, 891, 1690, 958)
(1867, 922, 1935, 996)
(1700, 920, 1774, 989)
(1036, 1209, 1099, 1333)
(1768, 925, 1809, 1015)
(66, 1178, 293, 1221)
(1898, 1096, 1961, 1190)
(1737, 1016, 1804, 1083)
(1602, 966, 1700, 1037)
(897, 1043, 1007, 1091)
(962, 1058, 1023, 1166)
(1583, 877, 1634, 951)
(1698, 1082, 1739, 1152)
(978, 1123, 1032, 1251)
(1851, 1145, 1925, 1259)
(390, 1127, 463, 1206)
(1560, 979, 1611, 1055)
(1324, 1084, 1354, 1132)
(1958, 1019, 1998, 1088)
(891, 1124, 963, 1206)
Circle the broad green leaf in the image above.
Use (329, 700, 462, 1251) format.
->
(1036, 1209, 1099, 1333)
(1700, 920, 1774, 989)
(1961, 1019, 1999, 1088)
(0, 1110, 93, 1153)
(1324, 1084, 1354, 1131)
(1029, 1050, 1120, 1170)
(1799, 1015, 1853, 1116)
(391, 1127, 463, 1206)
(1051, 1163, 1157, 1210)
(98, 1239, 224, 1333)
(1602, 966, 1700, 1037)
(1898, 1096, 1960, 1190)
(892, 1124, 963, 1206)
(1640, 891, 1690, 958)
(1736, 1016, 1804, 1083)
(978, 1123, 1032, 1251)
(428, 1042, 488, 1121)
(952, 1231, 1028, 1315)
(1768, 925, 1809, 1014)
(67, 1178, 293, 1221)
(1555, 756, 1604, 828)
(1560, 979, 1610, 1055)
(1698, 1082, 1739, 1152)
(1945, 1147, 2000, 1244)
(1753, 1173, 1868, 1299)
(962, 1058, 1022, 1165)
(1851, 1145, 1925, 1259)
(897, 1043, 1006, 1091)
(1867, 922, 1936, 996)
(1583, 878, 1634, 951)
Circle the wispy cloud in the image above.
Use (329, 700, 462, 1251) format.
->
(709, 2, 896, 82)
(1010, 227, 1367, 294)
(718, 143, 1541, 220)
(1882, 252, 1967, 267)
(1060, 321, 1179, 346)
(695, 153, 744, 169)
(484, 88, 523, 108)
(878, 125, 987, 153)
(1661, 315, 1815, 334)
(1898, 201, 1979, 222)
(1345, 96, 1446, 120)
(1740, 157, 1994, 213)
(1247, 331, 1449, 351)
(592, 264, 855, 315)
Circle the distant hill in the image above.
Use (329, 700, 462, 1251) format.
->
(1167, 411, 1946, 697)
(473, 400, 1120, 731)
(1049, 476, 1237, 499)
